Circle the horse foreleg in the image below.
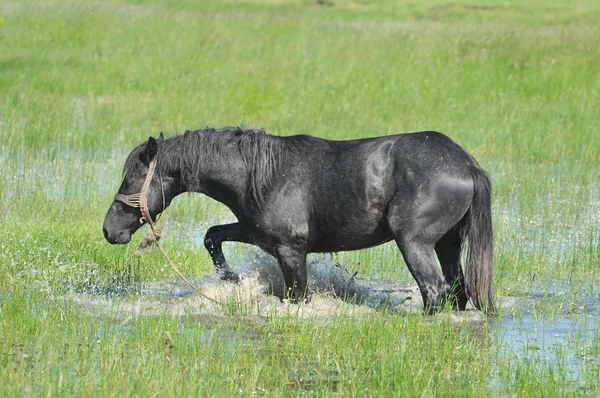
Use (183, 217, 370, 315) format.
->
(274, 245, 309, 303)
(203, 223, 252, 283)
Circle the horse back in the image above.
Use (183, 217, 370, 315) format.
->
(280, 131, 475, 204)
(260, 132, 476, 252)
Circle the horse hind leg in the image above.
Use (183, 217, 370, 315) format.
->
(435, 224, 468, 311)
(394, 234, 451, 314)
(388, 169, 473, 313)
(387, 196, 465, 314)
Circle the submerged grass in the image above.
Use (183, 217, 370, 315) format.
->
(1, 0, 599, 395)
(1, 293, 492, 396)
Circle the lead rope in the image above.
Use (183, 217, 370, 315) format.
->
(116, 157, 221, 306)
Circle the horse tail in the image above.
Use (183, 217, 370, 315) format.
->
(463, 164, 496, 315)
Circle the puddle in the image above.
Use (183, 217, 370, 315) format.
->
(60, 248, 600, 393)
(495, 316, 599, 364)
(491, 292, 600, 391)
(66, 251, 426, 321)
(62, 249, 488, 392)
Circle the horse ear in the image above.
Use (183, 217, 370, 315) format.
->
(159, 132, 164, 141)
(146, 136, 158, 161)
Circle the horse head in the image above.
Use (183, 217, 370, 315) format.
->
(103, 134, 178, 244)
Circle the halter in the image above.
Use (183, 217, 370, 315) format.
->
(114, 156, 165, 239)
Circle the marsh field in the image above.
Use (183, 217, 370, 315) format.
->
(1, 0, 599, 396)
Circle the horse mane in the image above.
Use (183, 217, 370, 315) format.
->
(157, 126, 284, 207)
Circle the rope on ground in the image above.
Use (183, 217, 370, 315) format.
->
(135, 229, 221, 305)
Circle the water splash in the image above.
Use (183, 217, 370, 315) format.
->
(68, 250, 425, 320)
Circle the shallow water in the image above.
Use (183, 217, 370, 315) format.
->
(495, 316, 599, 367)
(61, 248, 600, 392)
(67, 251, 423, 320)
(491, 290, 600, 389)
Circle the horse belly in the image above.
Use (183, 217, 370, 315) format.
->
(309, 216, 393, 253)
(309, 174, 394, 252)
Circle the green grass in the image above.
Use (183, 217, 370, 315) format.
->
(1, 0, 599, 395)
(1, 294, 493, 396)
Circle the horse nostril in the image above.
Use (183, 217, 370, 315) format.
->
(103, 226, 110, 241)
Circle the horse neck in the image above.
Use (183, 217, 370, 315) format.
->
(167, 137, 250, 212)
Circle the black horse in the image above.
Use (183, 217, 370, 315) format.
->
(103, 127, 495, 314)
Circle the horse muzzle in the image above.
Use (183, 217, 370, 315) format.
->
(103, 225, 132, 245)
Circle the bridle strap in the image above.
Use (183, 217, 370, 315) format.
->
(114, 156, 164, 237)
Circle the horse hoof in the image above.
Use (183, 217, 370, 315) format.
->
(289, 293, 311, 305)
(219, 270, 240, 284)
